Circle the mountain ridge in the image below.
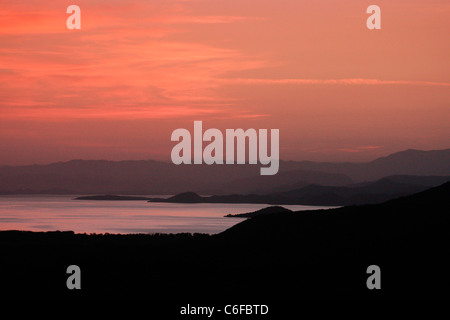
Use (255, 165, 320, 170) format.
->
(0, 148, 449, 195)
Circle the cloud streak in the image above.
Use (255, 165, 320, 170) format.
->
(218, 78, 450, 87)
(0, 0, 449, 165)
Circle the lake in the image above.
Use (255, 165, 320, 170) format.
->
(0, 195, 335, 234)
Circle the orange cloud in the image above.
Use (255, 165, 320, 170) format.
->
(218, 78, 450, 87)
(0, 0, 449, 165)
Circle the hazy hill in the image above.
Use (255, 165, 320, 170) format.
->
(206, 170, 353, 195)
(218, 182, 450, 240)
(151, 175, 450, 206)
(224, 206, 292, 218)
(280, 149, 450, 182)
(0, 148, 448, 195)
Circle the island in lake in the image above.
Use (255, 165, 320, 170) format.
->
(224, 206, 292, 218)
(74, 173, 450, 206)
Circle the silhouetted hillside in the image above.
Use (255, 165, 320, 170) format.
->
(1, 183, 449, 300)
(162, 191, 203, 203)
(214, 183, 450, 298)
(224, 206, 292, 218)
(366, 174, 450, 187)
(219, 182, 450, 240)
(0, 149, 448, 195)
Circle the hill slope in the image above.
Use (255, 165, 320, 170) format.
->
(1, 183, 449, 299)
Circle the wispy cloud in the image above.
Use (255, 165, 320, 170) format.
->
(0, 1, 265, 121)
(218, 78, 450, 87)
(1, 0, 449, 165)
(0, 104, 265, 121)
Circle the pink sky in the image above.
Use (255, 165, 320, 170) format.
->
(1, 0, 449, 165)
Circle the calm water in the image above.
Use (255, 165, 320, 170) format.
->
(0, 195, 335, 234)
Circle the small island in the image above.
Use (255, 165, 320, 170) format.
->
(149, 191, 203, 203)
(224, 206, 292, 218)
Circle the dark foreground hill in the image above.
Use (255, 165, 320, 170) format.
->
(0, 183, 449, 300)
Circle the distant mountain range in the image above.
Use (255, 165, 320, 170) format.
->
(0, 148, 449, 195)
(224, 206, 293, 218)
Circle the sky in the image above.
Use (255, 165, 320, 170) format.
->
(1, 0, 449, 165)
